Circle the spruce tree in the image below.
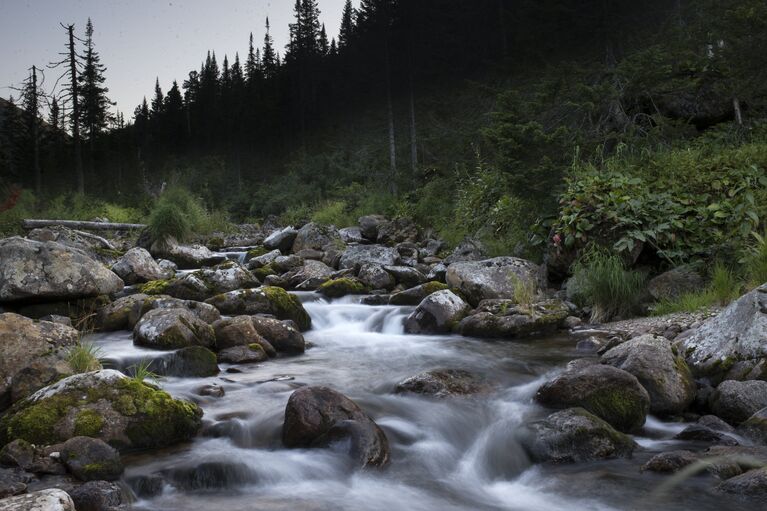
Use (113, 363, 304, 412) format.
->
(151, 78, 164, 117)
(78, 18, 111, 142)
(339, 0, 355, 48)
(262, 18, 278, 79)
(319, 24, 329, 55)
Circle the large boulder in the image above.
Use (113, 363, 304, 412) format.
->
(111, 248, 168, 285)
(283, 259, 334, 289)
(93, 293, 150, 331)
(140, 262, 259, 302)
(153, 239, 225, 270)
(457, 299, 569, 338)
(68, 480, 124, 511)
(738, 407, 767, 445)
(60, 436, 123, 481)
(317, 278, 369, 298)
(383, 265, 427, 288)
(445, 257, 541, 306)
(601, 334, 696, 416)
(291, 223, 342, 253)
(0, 370, 202, 452)
(358, 215, 387, 241)
(717, 467, 767, 499)
(217, 345, 268, 364)
(339, 244, 400, 271)
(376, 218, 421, 245)
(709, 380, 767, 424)
(0, 313, 79, 411)
(0, 237, 124, 304)
(282, 386, 389, 467)
(133, 307, 216, 350)
(389, 282, 448, 306)
(205, 287, 311, 331)
(212, 315, 272, 352)
(647, 266, 704, 301)
(681, 284, 767, 382)
(0, 489, 75, 511)
(264, 227, 298, 252)
(443, 238, 485, 264)
(404, 290, 471, 334)
(246, 249, 281, 270)
(339, 227, 365, 244)
(535, 364, 650, 432)
(250, 316, 305, 354)
(27, 226, 117, 262)
(358, 264, 396, 291)
(522, 408, 637, 463)
(127, 296, 221, 328)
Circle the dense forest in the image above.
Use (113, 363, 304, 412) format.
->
(2, 0, 767, 268)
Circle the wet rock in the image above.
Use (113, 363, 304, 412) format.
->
(0, 467, 30, 498)
(576, 337, 603, 353)
(212, 315, 269, 351)
(282, 386, 389, 467)
(535, 364, 650, 432)
(522, 408, 636, 463)
(601, 334, 696, 416)
(0, 440, 64, 475)
(0, 237, 124, 304)
(68, 480, 124, 511)
(133, 307, 216, 350)
(217, 345, 268, 364)
(383, 266, 427, 288)
(674, 424, 739, 445)
(0, 370, 202, 452)
(358, 215, 387, 241)
(426, 262, 448, 283)
(198, 385, 225, 398)
(681, 284, 767, 382)
(246, 249, 281, 270)
(698, 414, 735, 432)
(111, 248, 168, 285)
(264, 227, 298, 252)
(445, 257, 542, 306)
(647, 266, 704, 301)
(394, 369, 485, 397)
(292, 223, 342, 253)
(0, 488, 75, 510)
(126, 474, 164, 498)
(93, 294, 150, 331)
(158, 346, 219, 377)
(250, 316, 305, 354)
(709, 380, 767, 425)
(357, 264, 396, 291)
(283, 259, 334, 289)
(717, 467, 767, 499)
(705, 445, 767, 479)
(141, 262, 259, 302)
(273, 255, 304, 273)
(339, 244, 399, 270)
(404, 290, 471, 334)
(0, 313, 79, 411)
(317, 277, 369, 298)
(389, 282, 448, 306)
(138, 273, 211, 302)
(738, 407, 767, 445)
(458, 299, 569, 338)
(60, 437, 123, 482)
(165, 461, 256, 491)
(127, 296, 221, 328)
(205, 287, 311, 331)
(641, 450, 700, 473)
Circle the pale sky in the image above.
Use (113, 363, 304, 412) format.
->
(0, 0, 352, 117)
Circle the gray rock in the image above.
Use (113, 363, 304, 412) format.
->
(681, 284, 767, 382)
(523, 408, 636, 463)
(718, 467, 767, 499)
(0, 467, 30, 499)
(376, 218, 421, 245)
(444, 238, 485, 264)
(446, 256, 542, 306)
(273, 255, 304, 273)
(212, 315, 274, 354)
(126, 296, 221, 328)
(0, 313, 79, 411)
(282, 386, 389, 467)
(157, 259, 178, 273)
(246, 249, 281, 270)
(358, 215, 388, 241)
(404, 290, 471, 334)
(153, 239, 225, 269)
(133, 307, 216, 350)
(0, 237, 124, 304)
(205, 287, 311, 331)
(394, 369, 486, 397)
(738, 407, 767, 445)
(157, 346, 219, 377)
(426, 262, 448, 282)
(111, 248, 168, 285)
(383, 265, 427, 287)
(641, 450, 700, 473)
(647, 266, 704, 301)
(264, 227, 298, 252)
(709, 380, 767, 424)
(458, 299, 569, 338)
(674, 424, 739, 445)
(217, 345, 268, 364)
(601, 334, 696, 415)
(339, 244, 399, 270)
(339, 227, 365, 244)
(250, 316, 305, 354)
(389, 282, 447, 306)
(283, 259, 334, 289)
(68, 480, 124, 511)
(0, 489, 75, 510)
(358, 264, 396, 291)
(291, 223, 342, 253)
(535, 364, 650, 432)
(60, 436, 123, 481)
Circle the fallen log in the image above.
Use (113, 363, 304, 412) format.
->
(22, 219, 146, 231)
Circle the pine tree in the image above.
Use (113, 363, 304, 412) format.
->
(246, 33, 259, 84)
(19, 66, 43, 194)
(339, 0, 355, 48)
(151, 78, 164, 117)
(78, 18, 111, 141)
(262, 18, 278, 79)
(48, 97, 61, 130)
(319, 24, 330, 55)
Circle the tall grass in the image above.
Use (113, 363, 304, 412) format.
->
(571, 249, 646, 323)
(148, 186, 234, 244)
(745, 231, 767, 287)
(128, 360, 161, 385)
(66, 343, 103, 373)
(652, 263, 743, 315)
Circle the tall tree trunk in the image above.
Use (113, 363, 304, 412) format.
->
(31, 66, 41, 196)
(385, 40, 397, 196)
(68, 25, 84, 194)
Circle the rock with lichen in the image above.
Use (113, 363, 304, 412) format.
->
(205, 286, 311, 331)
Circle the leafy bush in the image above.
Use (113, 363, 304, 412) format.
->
(570, 249, 646, 322)
(148, 186, 233, 244)
(148, 201, 192, 243)
(311, 200, 355, 227)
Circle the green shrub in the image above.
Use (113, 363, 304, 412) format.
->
(571, 249, 646, 323)
(0, 189, 36, 236)
(709, 264, 742, 305)
(652, 263, 743, 315)
(148, 186, 233, 244)
(744, 232, 767, 287)
(148, 201, 192, 244)
(311, 199, 355, 227)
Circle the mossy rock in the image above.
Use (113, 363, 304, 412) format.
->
(317, 278, 370, 299)
(206, 237, 225, 251)
(0, 370, 202, 452)
(205, 287, 311, 331)
(246, 246, 269, 260)
(139, 279, 172, 295)
(253, 263, 277, 281)
(389, 281, 448, 306)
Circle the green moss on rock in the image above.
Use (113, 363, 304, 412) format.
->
(246, 247, 269, 259)
(139, 279, 172, 295)
(262, 286, 312, 331)
(73, 409, 104, 437)
(318, 278, 370, 299)
(254, 263, 277, 281)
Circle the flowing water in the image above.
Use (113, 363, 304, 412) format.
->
(88, 293, 760, 511)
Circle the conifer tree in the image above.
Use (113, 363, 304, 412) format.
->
(339, 0, 355, 48)
(78, 18, 111, 142)
(319, 24, 330, 55)
(150, 78, 164, 117)
(245, 33, 259, 84)
(262, 18, 278, 80)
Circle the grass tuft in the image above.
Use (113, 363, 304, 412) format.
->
(66, 343, 104, 374)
